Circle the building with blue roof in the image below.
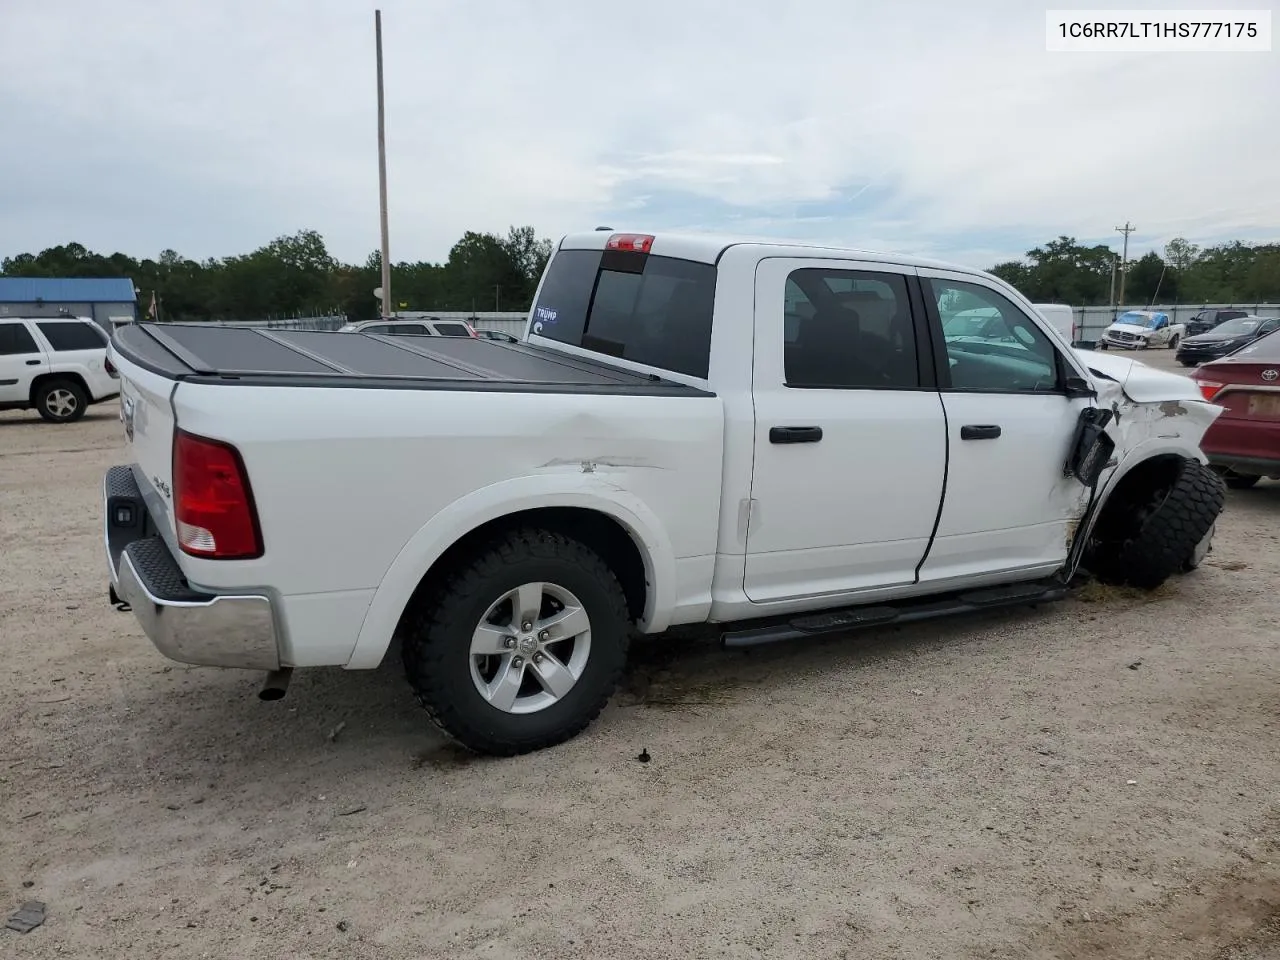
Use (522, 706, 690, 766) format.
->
(0, 277, 138, 330)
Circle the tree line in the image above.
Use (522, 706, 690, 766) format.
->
(0, 226, 554, 323)
(990, 236, 1280, 307)
(3, 229, 1277, 323)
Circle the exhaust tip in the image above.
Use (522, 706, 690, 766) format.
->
(258, 667, 293, 701)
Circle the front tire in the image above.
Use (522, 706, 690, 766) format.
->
(400, 527, 632, 756)
(35, 378, 88, 423)
(1086, 457, 1226, 590)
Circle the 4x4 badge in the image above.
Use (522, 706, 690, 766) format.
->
(1262, 369, 1278, 382)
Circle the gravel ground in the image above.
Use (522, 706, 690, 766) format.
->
(3, 350, 1278, 959)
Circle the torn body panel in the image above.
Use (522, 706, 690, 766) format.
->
(1059, 349, 1224, 575)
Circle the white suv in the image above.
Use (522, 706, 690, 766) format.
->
(0, 317, 121, 423)
(338, 318, 478, 338)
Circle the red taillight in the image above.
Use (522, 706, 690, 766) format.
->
(173, 429, 263, 560)
(104, 356, 117, 376)
(1193, 378, 1224, 401)
(606, 233, 654, 253)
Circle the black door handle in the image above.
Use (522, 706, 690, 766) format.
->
(770, 425, 823, 444)
(960, 424, 1001, 440)
(25, 359, 41, 366)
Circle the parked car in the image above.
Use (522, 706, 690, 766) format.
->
(1098, 310, 1185, 351)
(0, 316, 120, 423)
(339, 318, 478, 338)
(1190, 328, 1280, 488)
(1175, 314, 1280, 367)
(1185, 308, 1250, 338)
(475, 329, 519, 343)
(101, 230, 1226, 757)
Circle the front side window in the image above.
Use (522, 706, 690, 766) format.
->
(782, 268, 919, 389)
(928, 279, 1060, 393)
(432, 323, 473, 337)
(384, 324, 430, 336)
(530, 248, 716, 378)
(37, 321, 107, 351)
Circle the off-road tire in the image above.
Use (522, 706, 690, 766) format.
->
(1086, 457, 1226, 590)
(400, 527, 632, 756)
(35, 378, 88, 423)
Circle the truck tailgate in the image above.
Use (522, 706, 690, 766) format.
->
(113, 349, 179, 543)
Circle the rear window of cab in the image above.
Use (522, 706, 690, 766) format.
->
(530, 247, 717, 379)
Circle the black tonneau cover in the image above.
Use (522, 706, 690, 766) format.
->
(112, 323, 711, 397)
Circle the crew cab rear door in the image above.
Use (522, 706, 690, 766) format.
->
(914, 269, 1095, 584)
(744, 258, 947, 603)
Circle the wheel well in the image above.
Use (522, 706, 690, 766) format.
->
(399, 507, 649, 629)
(29, 371, 88, 405)
(1090, 454, 1187, 543)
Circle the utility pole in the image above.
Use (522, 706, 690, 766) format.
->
(375, 9, 392, 320)
(1115, 221, 1135, 307)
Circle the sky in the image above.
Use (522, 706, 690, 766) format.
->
(0, 0, 1276, 271)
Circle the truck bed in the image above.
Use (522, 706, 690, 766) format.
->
(112, 323, 710, 396)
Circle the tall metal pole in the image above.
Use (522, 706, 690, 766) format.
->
(375, 9, 392, 320)
(1115, 221, 1134, 307)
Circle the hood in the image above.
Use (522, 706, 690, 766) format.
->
(1184, 330, 1245, 345)
(1106, 322, 1152, 335)
(1072, 348, 1204, 404)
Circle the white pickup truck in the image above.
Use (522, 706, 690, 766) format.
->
(102, 231, 1227, 756)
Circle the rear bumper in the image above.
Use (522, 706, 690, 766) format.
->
(104, 465, 281, 670)
(1202, 420, 1280, 478)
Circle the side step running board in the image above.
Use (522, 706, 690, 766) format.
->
(721, 580, 1068, 648)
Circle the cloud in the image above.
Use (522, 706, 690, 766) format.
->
(0, 0, 1275, 269)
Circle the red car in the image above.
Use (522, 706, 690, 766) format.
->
(1191, 328, 1280, 488)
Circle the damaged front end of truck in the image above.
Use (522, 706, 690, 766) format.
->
(1060, 350, 1227, 590)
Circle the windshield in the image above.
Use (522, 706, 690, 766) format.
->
(1232, 328, 1280, 362)
(1116, 311, 1162, 329)
(1211, 317, 1261, 337)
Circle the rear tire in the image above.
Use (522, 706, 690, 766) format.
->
(1086, 457, 1226, 590)
(35, 378, 88, 423)
(400, 527, 632, 756)
(1169, 334, 1180, 350)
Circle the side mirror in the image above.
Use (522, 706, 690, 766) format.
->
(1063, 376, 1097, 399)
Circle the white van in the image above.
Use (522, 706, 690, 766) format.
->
(1033, 303, 1077, 344)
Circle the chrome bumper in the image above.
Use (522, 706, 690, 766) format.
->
(104, 465, 281, 671)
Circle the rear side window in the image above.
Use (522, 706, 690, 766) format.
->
(784, 268, 920, 389)
(531, 248, 716, 378)
(432, 323, 473, 337)
(383, 324, 429, 336)
(37, 321, 107, 351)
(0, 322, 40, 355)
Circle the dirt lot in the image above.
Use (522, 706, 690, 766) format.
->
(3, 350, 1279, 960)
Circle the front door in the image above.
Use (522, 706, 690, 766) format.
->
(0, 321, 48, 404)
(915, 270, 1095, 585)
(744, 258, 947, 603)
